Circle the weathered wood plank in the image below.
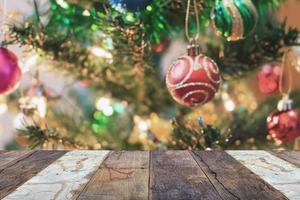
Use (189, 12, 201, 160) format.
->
(227, 150, 300, 200)
(77, 151, 149, 200)
(0, 151, 33, 170)
(0, 150, 66, 199)
(191, 151, 287, 200)
(150, 151, 222, 200)
(4, 150, 109, 200)
(271, 150, 300, 168)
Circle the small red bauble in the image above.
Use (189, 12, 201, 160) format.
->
(267, 109, 300, 142)
(166, 45, 221, 106)
(258, 64, 281, 94)
(0, 47, 22, 95)
(152, 38, 170, 53)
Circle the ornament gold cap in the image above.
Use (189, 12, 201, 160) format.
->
(277, 94, 293, 112)
(187, 39, 200, 56)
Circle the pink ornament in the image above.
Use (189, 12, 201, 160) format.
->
(0, 47, 22, 94)
(258, 63, 281, 94)
(166, 45, 221, 106)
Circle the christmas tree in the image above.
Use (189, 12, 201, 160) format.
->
(1, 0, 300, 150)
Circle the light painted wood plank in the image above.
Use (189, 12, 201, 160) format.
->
(227, 150, 300, 200)
(77, 151, 149, 200)
(4, 150, 110, 200)
(271, 150, 300, 168)
(0, 151, 67, 199)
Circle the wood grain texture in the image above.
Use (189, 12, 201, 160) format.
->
(271, 150, 300, 168)
(4, 150, 109, 200)
(0, 151, 33, 170)
(0, 150, 66, 199)
(227, 150, 300, 200)
(77, 151, 149, 200)
(150, 151, 222, 200)
(191, 151, 287, 200)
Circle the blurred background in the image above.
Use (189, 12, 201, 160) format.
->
(1, 0, 300, 150)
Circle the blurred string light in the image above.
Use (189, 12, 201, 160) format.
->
(124, 13, 136, 23)
(138, 120, 148, 132)
(224, 99, 236, 112)
(113, 102, 126, 113)
(82, 10, 90, 17)
(90, 46, 113, 62)
(95, 97, 110, 110)
(222, 92, 236, 112)
(95, 97, 127, 117)
(134, 115, 149, 140)
(56, 0, 69, 9)
(102, 106, 114, 116)
(95, 97, 114, 117)
(90, 47, 113, 59)
(92, 98, 127, 135)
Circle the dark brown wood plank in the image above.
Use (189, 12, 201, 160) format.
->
(271, 150, 300, 167)
(0, 151, 33, 170)
(77, 151, 149, 200)
(0, 150, 67, 199)
(191, 151, 287, 200)
(150, 151, 222, 200)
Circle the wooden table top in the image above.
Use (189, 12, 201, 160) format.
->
(0, 150, 299, 200)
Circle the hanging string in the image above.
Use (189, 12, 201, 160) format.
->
(279, 47, 296, 96)
(185, 0, 200, 42)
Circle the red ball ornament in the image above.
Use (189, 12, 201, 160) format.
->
(166, 44, 221, 106)
(267, 96, 300, 142)
(0, 47, 22, 95)
(258, 63, 281, 94)
(152, 38, 170, 53)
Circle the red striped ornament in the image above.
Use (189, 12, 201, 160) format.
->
(166, 47, 221, 107)
(267, 109, 300, 142)
(267, 96, 300, 142)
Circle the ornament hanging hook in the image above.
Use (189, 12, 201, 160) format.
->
(185, 0, 200, 43)
(279, 47, 296, 97)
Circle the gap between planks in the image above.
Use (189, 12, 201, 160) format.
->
(74, 151, 113, 199)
